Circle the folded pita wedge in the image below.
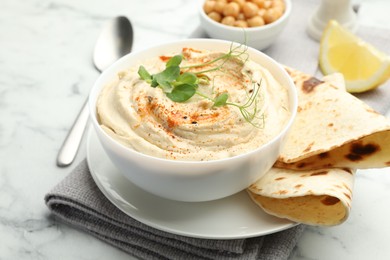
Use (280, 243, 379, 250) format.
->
(247, 167, 355, 226)
(274, 67, 390, 170)
(247, 68, 390, 226)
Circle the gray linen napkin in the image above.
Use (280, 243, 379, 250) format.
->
(45, 160, 305, 260)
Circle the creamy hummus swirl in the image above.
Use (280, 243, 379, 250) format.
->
(97, 48, 290, 161)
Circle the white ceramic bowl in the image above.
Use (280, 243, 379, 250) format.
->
(89, 39, 297, 202)
(199, 0, 291, 50)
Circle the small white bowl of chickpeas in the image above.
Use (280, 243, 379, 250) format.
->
(199, 0, 291, 50)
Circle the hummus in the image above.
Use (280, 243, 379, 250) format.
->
(97, 47, 290, 161)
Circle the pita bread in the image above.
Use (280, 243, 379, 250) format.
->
(247, 167, 355, 226)
(275, 67, 390, 170)
(247, 68, 390, 226)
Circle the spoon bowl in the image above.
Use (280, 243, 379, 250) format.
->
(93, 16, 133, 72)
(56, 16, 134, 167)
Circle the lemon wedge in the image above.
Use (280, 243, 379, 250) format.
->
(319, 20, 390, 93)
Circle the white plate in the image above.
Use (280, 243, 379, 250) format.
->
(86, 128, 296, 239)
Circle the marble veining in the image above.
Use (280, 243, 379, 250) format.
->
(1, 0, 390, 259)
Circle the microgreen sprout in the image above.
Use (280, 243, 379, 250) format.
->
(226, 80, 266, 128)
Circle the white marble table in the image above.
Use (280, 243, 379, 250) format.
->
(1, 0, 390, 259)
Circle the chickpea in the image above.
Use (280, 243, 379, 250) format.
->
(221, 16, 236, 26)
(263, 0, 272, 9)
(263, 8, 278, 24)
(232, 0, 246, 9)
(252, 0, 266, 8)
(223, 2, 240, 18)
(272, 0, 285, 11)
(272, 7, 284, 19)
(203, 0, 216, 14)
(247, 15, 265, 27)
(214, 0, 227, 14)
(242, 2, 259, 18)
(208, 11, 222, 22)
(237, 12, 245, 21)
(258, 8, 266, 17)
(234, 20, 248, 28)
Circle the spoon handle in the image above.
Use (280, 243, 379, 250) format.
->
(56, 99, 89, 167)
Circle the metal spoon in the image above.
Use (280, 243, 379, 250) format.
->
(57, 16, 133, 167)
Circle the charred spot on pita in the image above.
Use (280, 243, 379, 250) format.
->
(343, 193, 351, 200)
(311, 171, 328, 176)
(296, 162, 306, 168)
(321, 196, 340, 206)
(303, 142, 315, 153)
(345, 153, 362, 161)
(294, 184, 303, 189)
(345, 142, 380, 161)
(342, 183, 352, 193)
(318, 152, 329, 159)
(351, 142, 379, 155)
(302, 77, 323, 93)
